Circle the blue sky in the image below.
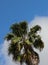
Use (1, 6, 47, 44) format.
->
(0, 0, 48, 43)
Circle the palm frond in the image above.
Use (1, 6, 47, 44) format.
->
(20, 53, 27, 64)
(5, 33, 15, 41)
(25, 39, 32, 45)
(11, 36, 22, 44)
(8, 43, 20, 61)
(30, 25, 41, 33)
(28, 32, 41, 44)
(19, 21, 28, 34)
(10, 23, 22, 37)
(10, 21, 28, 37)
(33, 38, 44, 51)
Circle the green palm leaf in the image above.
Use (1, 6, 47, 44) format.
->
(25, 39, 32, 45)
(5, 33, 15, 40)
(19, 21, 28, 34)
(33, 39, 44, 51)
(12, 37, 21, 43)
(30, 25, 41, 33)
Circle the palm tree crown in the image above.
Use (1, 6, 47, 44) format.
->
(5, 21, 44, 65)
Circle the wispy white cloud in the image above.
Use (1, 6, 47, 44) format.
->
(0, 16, 48, 65)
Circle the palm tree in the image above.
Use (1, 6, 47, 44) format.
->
(5, 21, 44, 65)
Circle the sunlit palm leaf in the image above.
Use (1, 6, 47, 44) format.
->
(12, 37, 22, 44)
(25, 39, 32, 45)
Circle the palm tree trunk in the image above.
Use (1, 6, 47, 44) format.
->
(30, 52, 39, 65)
